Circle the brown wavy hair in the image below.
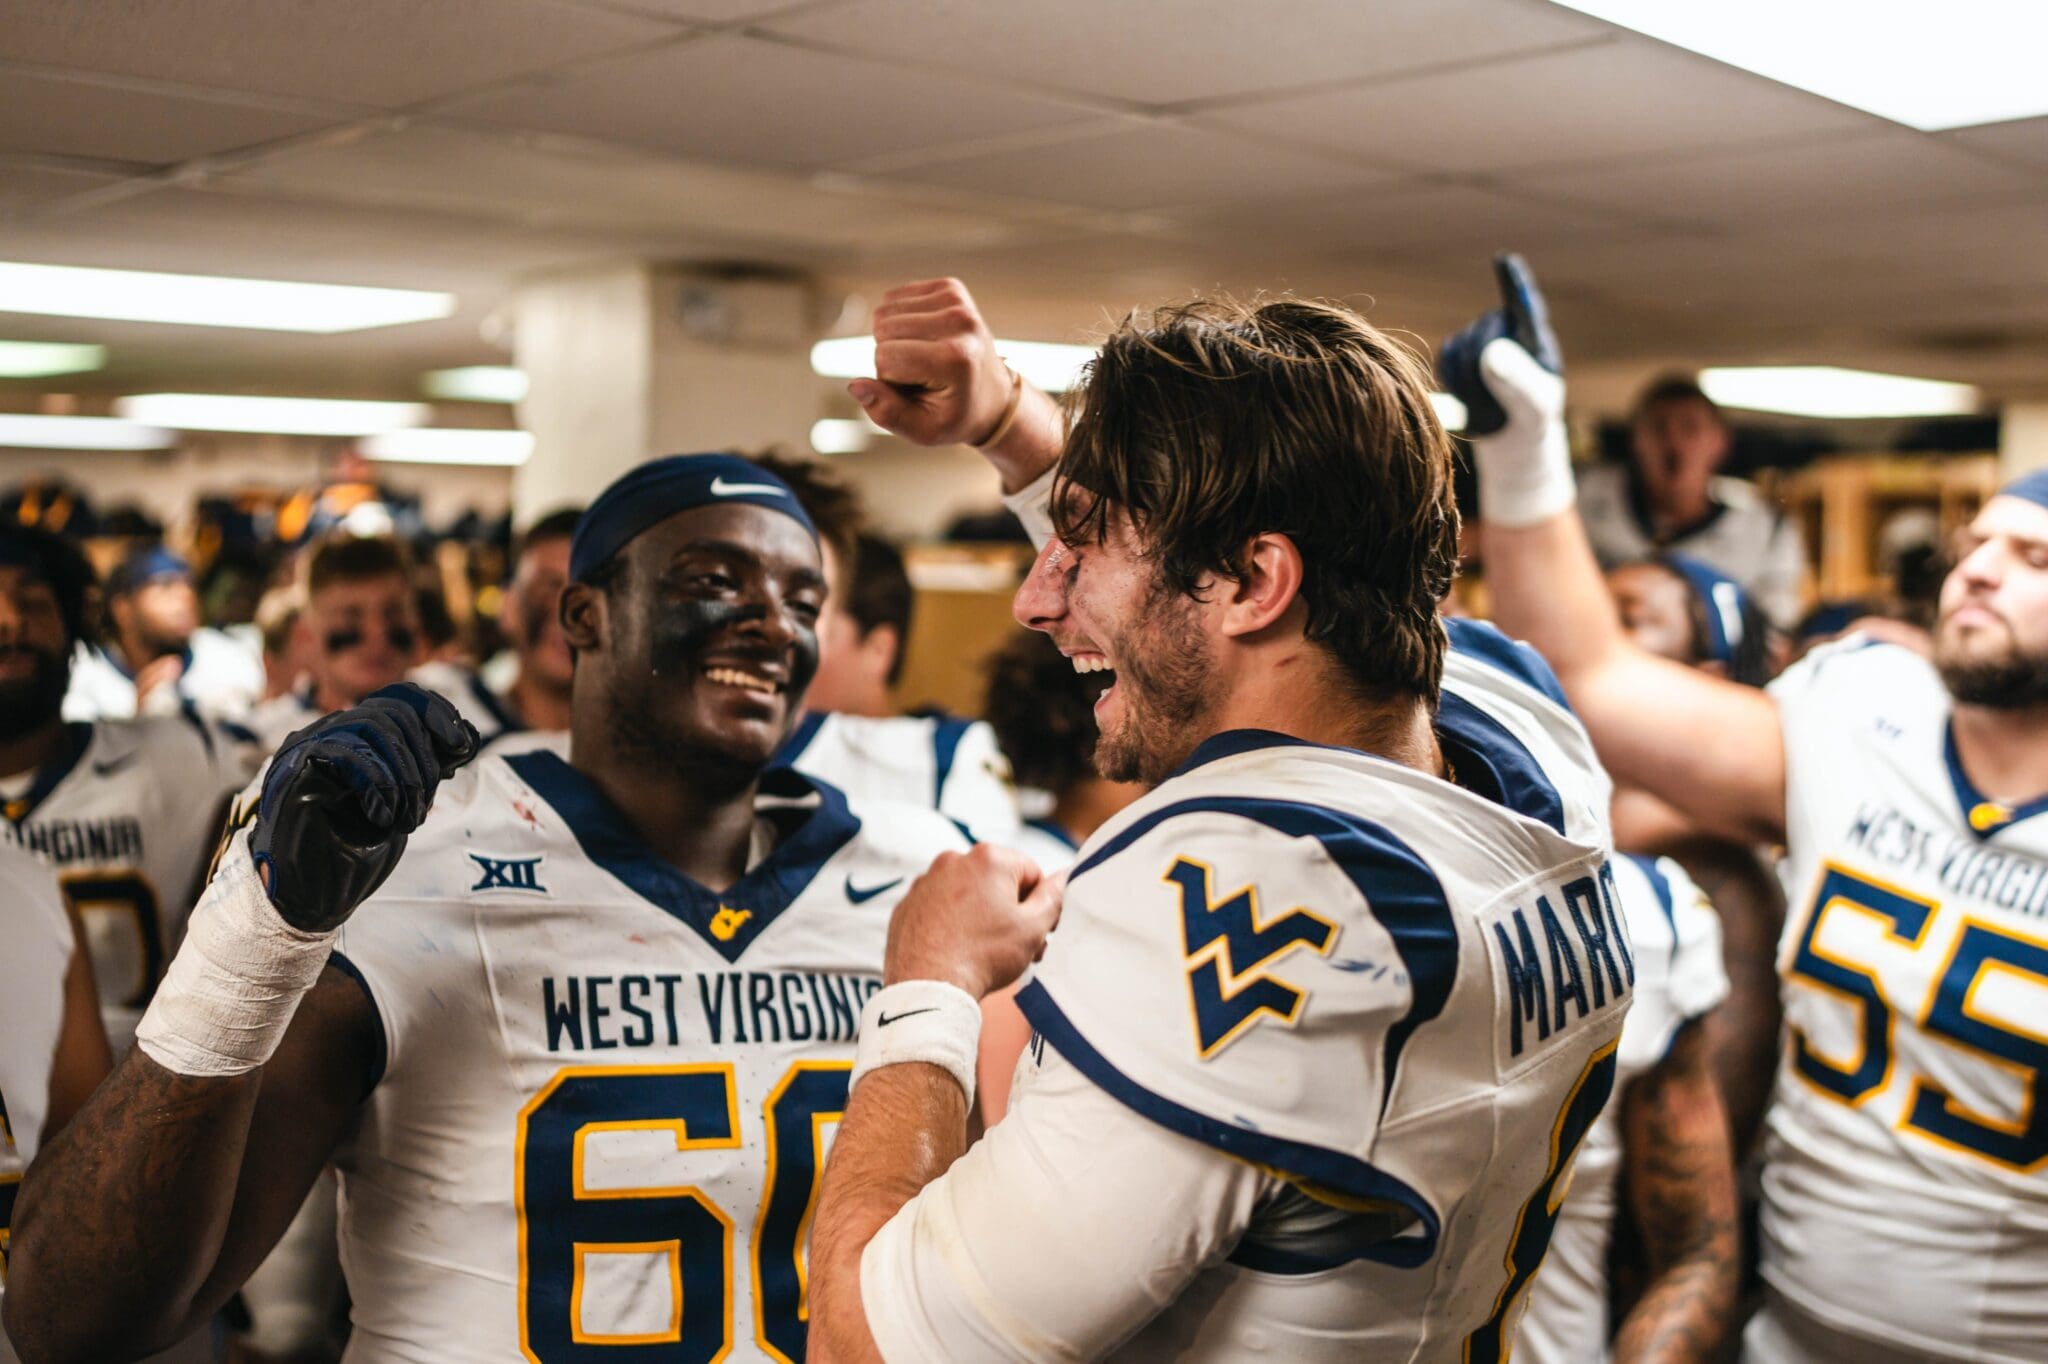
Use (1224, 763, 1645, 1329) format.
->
(1052, 296, 1459, 702)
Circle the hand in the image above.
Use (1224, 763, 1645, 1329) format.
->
(850, 278, 1016, 448)
(883, 845, 1063, 999)
(250, 683, 479, 931)
(1438, 254, 1574, 528)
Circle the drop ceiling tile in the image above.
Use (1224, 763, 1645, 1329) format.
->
(598, 0, 852, 21)
(1202, 36, 1878, 174)
(1941, 115, 2048, 171)
(450, 32, 1098, 168)
(1530, 129, 2040, 228)
(0, 161, 129, 215)
(1186, 179, 1633, 259)
(871, 122, 1390, 213)
(221, 122, 1027, 254)
(765, 0, 1612, 107)
(0, 71, 338, 165)
(0, 0, 682, 108)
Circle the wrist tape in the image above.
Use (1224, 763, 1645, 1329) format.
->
(851, 980, 983, 1104)
(136, 836, 337, 1076)
(1472, 337, 1576, 528)
(1000, 467, 1058, 552)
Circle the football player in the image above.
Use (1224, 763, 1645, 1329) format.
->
(1457, 254, 2048, 1362)
(64, 545, 266, 724)
(804, 280, 1632, 1359)
(0, 843, 111, 1364)
(753, 456, 1024, 844)
(0, 527, 257, 1054)
(3, 454, 972, 1363)
(1517, 852, 1738, 1362)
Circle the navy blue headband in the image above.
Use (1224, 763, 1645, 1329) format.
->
(2000, 469, 2048, 513)
(570, 453, 817, 583)
(1664, 554, 1752, 666)
(110, 546, 190, 596)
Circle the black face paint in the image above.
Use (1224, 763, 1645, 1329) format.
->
(0, 645, 70, 741)
(388, 624, 416, 653)
(324, 624, 415, 655)
(644, 597, 820, 702)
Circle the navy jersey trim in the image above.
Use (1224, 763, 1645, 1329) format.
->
(504, 750, 860, 962)
(1444, 618, 1570, 712)
(1164, 728, 1321, 781)
(1017, 979, 1441, 1268)
(1943, 720, 2048, 841)
(1070, 795, 1457, 1138)
(1025, 816, 1079, 852)
(930, 715, 973, 808)
(6, 723, 93, 823)
(465, 671, 523, 736)
(773, 710, 829, 768)
(1621, 852, 1677, 932)
(327, 950, 388, 1091)
(1436, 691, 1567, 835)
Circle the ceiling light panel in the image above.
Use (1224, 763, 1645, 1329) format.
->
(116, 393, 430, 435)
(1699, 366, 1979, 419)
(0, 262, 454, 334)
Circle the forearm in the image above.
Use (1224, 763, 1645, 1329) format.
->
(980, 382, 1064, 493)
(4, 1050, 259, 1362)
(809, 1063, 970, 1364)
(1482, 511, 1628, 685)
(1612, 1026, 1741, 1364)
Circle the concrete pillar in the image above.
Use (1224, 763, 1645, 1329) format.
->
(510, 264, 821, 525)
(2000, 401, 2048, 482)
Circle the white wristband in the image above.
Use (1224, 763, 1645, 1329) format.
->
(852, 981, 983, 1105)
(136, 835, 337, 1076)
(1000, 467, 1058, 552)
(1471, 336, 1576, 528)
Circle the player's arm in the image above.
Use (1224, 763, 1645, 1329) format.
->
(809, 845, 1063, 1362)
(1667, 839, 1785, 1162)
(44, 907, 113, 1136)
(3, 686, 476, 1364)
(851, 278, 1065, 495)
(1610, 1020, 1741, 1363)
(1443, 258, 1787, 845)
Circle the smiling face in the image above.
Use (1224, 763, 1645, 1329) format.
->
(1013, 508, 1219, 786)
(1934, 494, 2048, 710)
(566, 502, 825, 780)
(302, 572, 422, 709)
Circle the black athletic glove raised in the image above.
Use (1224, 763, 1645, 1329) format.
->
(249, 683, 479, 932)
(1436, 252, 1562, 437)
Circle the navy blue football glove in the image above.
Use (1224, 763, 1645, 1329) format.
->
(250, 683, 479, 932)
(1436, 253, 1562, 437)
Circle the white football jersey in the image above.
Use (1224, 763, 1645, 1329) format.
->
(408, 660, 525, 745)
(1576, 462, 1807, 628)
(1759, 639, 2048, 1361)
(245, 687, 321, 755)
(998, 622, 1630, 1361)
(2, 716, 257, 1054)
(62, 629, 267, 723)
(324, 748, 969, 1363)
(775, 710, 1023, 845)
(0, 840, 74, 1332)
(1516, 853, 1728, 1364)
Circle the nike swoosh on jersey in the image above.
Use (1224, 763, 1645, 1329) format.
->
(845, 875, 904, 904)
(92, 751, 140, 776)
(710, 476, 786, 497)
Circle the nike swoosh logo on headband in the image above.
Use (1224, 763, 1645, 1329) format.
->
(710, 476, 785, 497)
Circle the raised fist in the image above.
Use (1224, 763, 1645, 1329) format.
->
(250, 683, 479, 931)
(850, 278, 1017, 448)
(1436, 252, 1563, 438)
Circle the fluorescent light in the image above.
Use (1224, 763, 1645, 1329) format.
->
(812, 336, 1097, 394)
(1699, 366, 1979, 419)
(360, 429, 533, 466)
(0, 341, 105, 378)
(116, 393, 429, 436)
(422, 366, 527, 403)
(1429, 392, 1468, 433)
(0, 414, 174, 450)
(0, 262, 454, 334)
(810, 417, 881, 455)
(1547, 1, 2048, 131)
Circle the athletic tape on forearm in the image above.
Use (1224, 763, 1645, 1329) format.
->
(851, 980, 983, 1104)
(135, 834, 337, 1076)
(1472, 337, 1577, 529)
(1000, 467, 1058, 552)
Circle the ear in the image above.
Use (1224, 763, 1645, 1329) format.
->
(560, 581, 606, 653)
(1219, 532, 1304, 640)
(859, 623, 902, 680)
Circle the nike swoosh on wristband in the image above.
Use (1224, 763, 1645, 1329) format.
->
(710, 476, 786, 497)
(845, 875, 904, 904)
(876, 1007, 938, 1027)
(93, 751, 140, 776)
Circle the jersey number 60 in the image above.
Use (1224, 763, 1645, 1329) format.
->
(516, 1061, 848, 1363)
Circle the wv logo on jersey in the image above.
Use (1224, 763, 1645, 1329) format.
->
(709, 905, 752, 941)
(1168, 857, 1339, 1059)
(470, 853, 547, 894)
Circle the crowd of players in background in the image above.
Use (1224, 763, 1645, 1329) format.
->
(0, 335, 1991, 1364)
